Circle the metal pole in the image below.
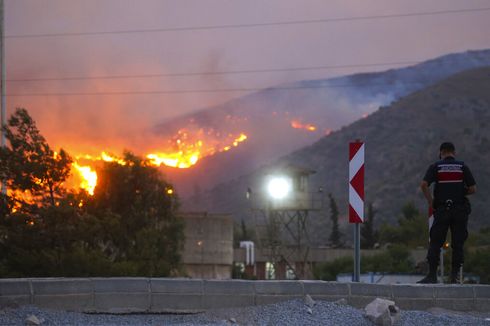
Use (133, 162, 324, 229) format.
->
(0, 0, 6, 195)
(439, 248, 444, 283)
(0, 0, 5, 147)
(353, 223, 361, 282)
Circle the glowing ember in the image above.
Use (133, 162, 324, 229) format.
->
(290, 120, 317, 132)
(73, 163, 97, 195)
(233, 134, 248, 145)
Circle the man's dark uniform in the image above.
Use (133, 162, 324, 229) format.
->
(422, 154, 476, 282)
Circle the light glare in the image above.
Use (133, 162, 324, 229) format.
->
(267, 177, 291, 199)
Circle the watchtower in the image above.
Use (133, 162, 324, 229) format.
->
(249, 164, 323, 279)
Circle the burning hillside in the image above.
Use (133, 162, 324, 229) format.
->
(65, 107, 326, 196)
(68, 129, 248, 195)
(8, 50, 490, 200)
(290, 119, 317, 132)
(146, 130, 247, 169)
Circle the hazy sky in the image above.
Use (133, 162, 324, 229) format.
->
(4, 0, 490, 153)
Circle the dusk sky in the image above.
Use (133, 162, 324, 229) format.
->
(4, 0, 490, 153)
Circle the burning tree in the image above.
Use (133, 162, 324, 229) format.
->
(85, 152, 184, 275)
(0, 108, 72, 211)
(0, 109, 184, 277)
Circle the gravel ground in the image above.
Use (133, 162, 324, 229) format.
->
(1, 299, 489, 326)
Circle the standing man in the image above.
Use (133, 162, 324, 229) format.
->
(418, 142, 476, 284)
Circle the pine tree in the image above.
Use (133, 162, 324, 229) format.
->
(361, 202, 379, 249)
(328, 193, 343, 248)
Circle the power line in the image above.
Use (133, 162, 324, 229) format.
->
(6, 60, 420, 82)
(6, 7, 490, 39)
(8, 77, 485, 97)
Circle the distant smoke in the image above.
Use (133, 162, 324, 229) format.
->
(5, 0, 490, 188)
(6, 47, 241, 157)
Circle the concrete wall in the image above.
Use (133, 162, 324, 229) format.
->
(181, 212, 234, 279)
(234, 248, 427, 264)
(1, 278, 489, 313)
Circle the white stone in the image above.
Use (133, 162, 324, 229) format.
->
(304, 294, 315, 308)
(335, 298, 348, 306)
(364, 298, 401, 326)
(25, 315, 41, 325)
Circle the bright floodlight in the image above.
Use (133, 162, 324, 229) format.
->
(267, 176, 292, 200)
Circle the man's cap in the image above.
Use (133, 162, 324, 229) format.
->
(440, 142, 455, 152)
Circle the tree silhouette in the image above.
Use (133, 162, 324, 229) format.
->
(88, 153, 183, 275)
(361, 203, 379, 249)
(0, 108, 72, 209)
(328, 193, 343, 248)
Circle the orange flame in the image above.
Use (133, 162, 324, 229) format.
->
(146, 131, 247, 169)
(7, 189, 37, 213)
(101, 152, 128, 166)
(290, 120, 317, 132)
(70, 130, 248, 194)
(73, 163, 97, 195)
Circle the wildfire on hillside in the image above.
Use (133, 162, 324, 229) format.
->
(70, 129, 248, 195)
(290, 120, 317, 132)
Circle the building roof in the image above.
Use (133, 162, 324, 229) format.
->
(262, 164, 316, 177)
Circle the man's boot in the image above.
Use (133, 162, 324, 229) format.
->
(417, 262, 438, 284)
(449, 265, 462, 284)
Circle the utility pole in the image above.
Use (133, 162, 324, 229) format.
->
(0, 0, 6, 194)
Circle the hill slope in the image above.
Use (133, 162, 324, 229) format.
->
(192, 67, 490, 242)
(159, 49, 490, 197)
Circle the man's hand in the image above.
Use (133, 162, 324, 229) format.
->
(466, 185, 476, 195)
(420, 181, 433, 207)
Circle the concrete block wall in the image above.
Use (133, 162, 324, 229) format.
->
(0, 278, 489, 313)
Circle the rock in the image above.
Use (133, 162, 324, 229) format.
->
(335, 298, 348, 306)
(304, 294, 315, 308)
(306, 307, 313, 315)
(25, 315, 41, 325)
(229, 317, 237, 324)
(364, 298, 401, 326)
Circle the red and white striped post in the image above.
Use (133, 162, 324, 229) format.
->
(349, 141, 365, 223)
(349, 141, 364, 282)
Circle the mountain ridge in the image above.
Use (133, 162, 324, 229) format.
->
(156, 49, 490, 198)
(190, 66, 490, 242)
